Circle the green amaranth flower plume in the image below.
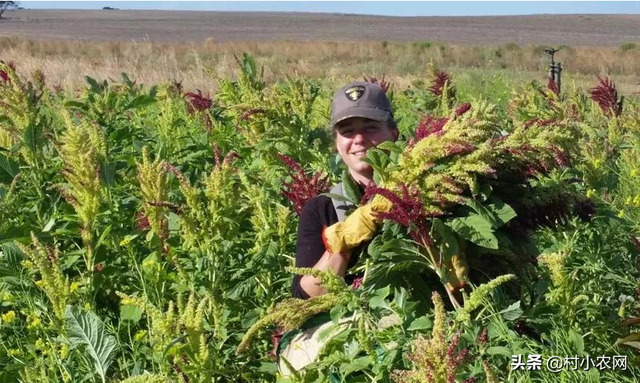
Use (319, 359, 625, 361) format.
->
(236, 267, 351, 354)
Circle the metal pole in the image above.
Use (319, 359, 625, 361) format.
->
(545, 48, 562, 95)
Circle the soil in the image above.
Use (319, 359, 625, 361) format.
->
(1, 10, 639, 47)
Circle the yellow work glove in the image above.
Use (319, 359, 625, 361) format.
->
(322, 195, 393, 256)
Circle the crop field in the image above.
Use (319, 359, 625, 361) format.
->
(2, 9, 640, 383)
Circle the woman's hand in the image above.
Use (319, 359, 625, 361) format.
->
(322, 195, 393, 256)
(300, 250, 351, 297)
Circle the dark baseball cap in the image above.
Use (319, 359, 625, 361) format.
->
(330, 81, 393, 127)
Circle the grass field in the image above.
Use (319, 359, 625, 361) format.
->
(0, 10, 639, 93)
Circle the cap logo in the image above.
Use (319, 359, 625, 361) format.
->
(345, 85, 365, 101)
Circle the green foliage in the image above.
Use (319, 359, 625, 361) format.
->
(65, 305, 118, 383)
(620, 42, 637, 52)
(1, 54, 640, 382)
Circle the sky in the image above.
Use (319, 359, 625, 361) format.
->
(20, 1, 640, 17)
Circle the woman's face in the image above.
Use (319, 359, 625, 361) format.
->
(334, 117, 398, 182)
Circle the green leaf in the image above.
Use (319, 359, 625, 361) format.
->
(65, 305, 118, 383)
(85, 76, 102, 94)
(447, 214, 498, 249)
(99, 161, 116, 188)
(486, 346, 512, 357)
(499, 301, 523, 321)
(120, 305, 142, 323)
(340, 356, 371, 375)
(0, 153, 19, 184)
(64, 100, 88, 110)
(23, 123, 40, 153)
(126, 95, 157, 110)
(341, 169, 361, 205)
(43, 217, 56, 233)
(568, 329, 584, 355)
(330, 304, 346, 323)
(376, 141, 403, 154)
(486, 200, 517, 227)
(407, 316, 432, 331)
(320, 192, 352, 203)
(465, 199, 516, 229)
(369, 285, 391, 310)
(94, 225, 112, 252)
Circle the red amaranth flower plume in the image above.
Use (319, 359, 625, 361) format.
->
(278, 154, 331, 216)
(415, 115, 448, 141)
(547, 75, 559, 95)
(454, 102, 471, 117)
(136, 211, 151, 231)
(0, 61, 15, 84)
(429, 70, 455, 98)
(185, 89, 212, 113)
(211, 143, 239, 170)
(477, 327, 488, 345)
(445, 143, 475, 157)
(239, 108, 265, 121)
(363, 75, 391, 93)
(523, 118, 557, 129)
(589, 76, 624, 118)
(185, 89, 214, 133)
(363, 184, 434, 247)
(550, 145, 569, 168)
(268, 326, 285, 359)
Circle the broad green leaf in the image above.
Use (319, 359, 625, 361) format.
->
(340, 356, 371, 375)
(1, 242, 23, 266)
(447, 214, 498, 249)
(499, 301, 523, 321)
(0, 153, 19, 184)
(126, 95, 157, 110)
(486, 346, 512, 357)
(407, 316, 432, 331)
(23, 123, 40, 153)
(376, 141, 403, 154)
(369, 285, 391, 310)
(65, 305, 118, 383)
(64, 100, 88, 110)
(486, 200, 517, 227)
(99, 161, 116, 188)
(465, 199, 516, 229)
(568, 329, 584, 355)
(120, 305, 142, 323)
(330, 304, 346, 323)
(85, 76, 102, 93)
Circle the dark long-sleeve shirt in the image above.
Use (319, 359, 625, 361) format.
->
(291, 195, 362, 299)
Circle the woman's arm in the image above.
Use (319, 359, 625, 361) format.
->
(299, 250, 350, 297)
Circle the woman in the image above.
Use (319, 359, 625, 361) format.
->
(293, 80, 398, 299)
(279, 81, 398, 375)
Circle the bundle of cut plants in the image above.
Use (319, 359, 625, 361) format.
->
(355, 100, 589, 308)
(237, 100, 588, 354)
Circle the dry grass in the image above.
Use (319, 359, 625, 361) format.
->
(1, 37, 639, 94)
